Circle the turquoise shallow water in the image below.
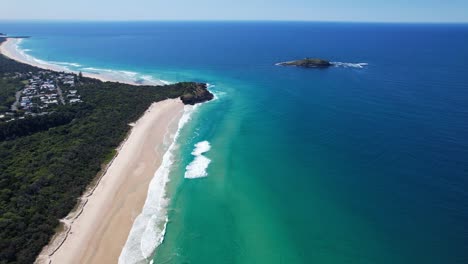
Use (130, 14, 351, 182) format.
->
(1, 22, 468, 263)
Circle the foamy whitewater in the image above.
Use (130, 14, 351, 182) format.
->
(331, 62, 368, 68)
(3, 39, 169, 85)
(184, 141, 212, 179)
(4, 38, 214, 262)
(119, 104, 199, 264)
(2, 22, 464, 264)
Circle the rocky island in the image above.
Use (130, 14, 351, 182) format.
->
(277, 58, 332, 68)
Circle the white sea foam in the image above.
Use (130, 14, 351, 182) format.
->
(140, 74, 172, 85)
(5, 39, 167, 85)
(160, 79, 172, 85)
(208, 84, 226, 101)
(119, 104, 199, 264)
(184, 141, 212, 179)
(79, 67, 168, 85)
(140, 75, 156, 83)
(81, 67, 138, 77)
(9, 39, 71, 72)
(50, 61, 83, 68)
(331, 62, 368, 68)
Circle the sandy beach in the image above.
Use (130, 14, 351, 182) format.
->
(34, 99, 184, 264)
(0, 38, 186, 263)
(0, 38, 166, 85)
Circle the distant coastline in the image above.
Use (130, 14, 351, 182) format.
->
(2, 35, 31, 39)
(0, 37, 166, 85)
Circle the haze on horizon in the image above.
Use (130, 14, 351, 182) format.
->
(1, 0, 468, 23)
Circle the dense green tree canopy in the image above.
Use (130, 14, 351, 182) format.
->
(0, 38, 211, 263)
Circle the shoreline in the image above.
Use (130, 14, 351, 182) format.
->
(1, 36, 209, 264)
(36, 99, 186, 264)
(0, 37, 186, 263)
(0, 38, 166, 86)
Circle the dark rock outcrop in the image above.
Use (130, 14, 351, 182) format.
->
(179, 82, 214, 105)
(277, 58, 332, 68)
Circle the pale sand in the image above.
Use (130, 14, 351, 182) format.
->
(34, 99, 184, 264)
(1, 37, 184, 263)
(0, 38, 165, 85)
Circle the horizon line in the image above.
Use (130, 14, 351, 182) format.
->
(1, 19, 468, 25)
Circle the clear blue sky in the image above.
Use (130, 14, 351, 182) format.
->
(2, 0, 468, 22)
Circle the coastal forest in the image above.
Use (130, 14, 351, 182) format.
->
(0, 38, 212, 263)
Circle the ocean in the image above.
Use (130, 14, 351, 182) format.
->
(1, 21, 468, 263)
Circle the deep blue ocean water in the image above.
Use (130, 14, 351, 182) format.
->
(1, 22, 468, 263)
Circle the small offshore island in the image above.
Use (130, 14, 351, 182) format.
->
(277, 58, 332, 68)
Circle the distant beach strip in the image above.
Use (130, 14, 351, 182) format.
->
(0, 38, 169, 85)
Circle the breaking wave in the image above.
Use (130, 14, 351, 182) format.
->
(184, 141, 212, 179)
(119, 104, 199, 264)
(50, 61, 83, 68)
(206, 83, 226, 101)
(139, 74, 171, 85)
(76, 67, 165, 85)
(10, 39, 70, 71)
(10, 39, 168, 85)
(331, 62, 368, 68)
